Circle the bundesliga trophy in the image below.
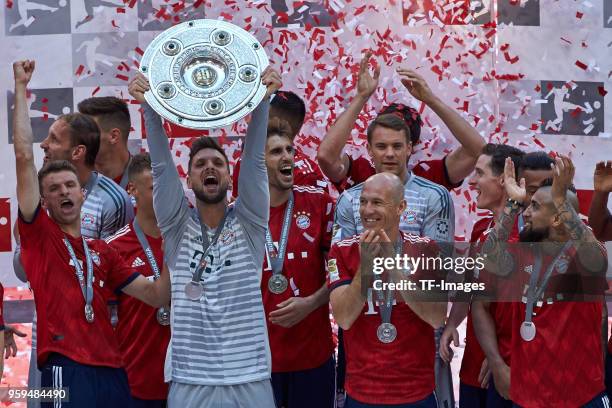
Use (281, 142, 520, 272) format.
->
(140, 19, 269, 129)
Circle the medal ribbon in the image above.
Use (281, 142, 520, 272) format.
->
(523, 241, 573, 325)
(374, 238, 403, 325)
(190, 207, 232, 284)
(63, 237, 94, 314)
(265, 192, 294, 276)
(132, 219, 160, 279)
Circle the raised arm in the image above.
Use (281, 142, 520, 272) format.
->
(481, 158, 523, 276)
(236, 67, 281, 228)
(589, 161, 612, 241)
(12, 61, 39, 222)
(397, 68, 485, 184)
(317, 52, 380, 183)
(128, 74, 189, 233)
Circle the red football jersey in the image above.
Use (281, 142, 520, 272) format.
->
(327, 232, 437, 405)
(472, 216, 521, 369)
(458, 216, 493, 388)
(233, 149, 327, 198)
(106, 223, 170, 400)
(509, 245, 606, 408)
(18, 207, 139, 368)
(262, 185, 335, 372)
(333, 155, 460, 193)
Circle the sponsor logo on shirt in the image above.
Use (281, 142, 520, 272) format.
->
(132, 257, 145, 267)
(328, 258, 339, 282)
(295, 212, 311, 230)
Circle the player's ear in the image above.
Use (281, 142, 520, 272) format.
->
(398, 199, 407, 215)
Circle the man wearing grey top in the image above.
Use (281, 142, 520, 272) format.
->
(129, 67, 282, 407)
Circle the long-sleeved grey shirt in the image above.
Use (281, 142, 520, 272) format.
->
(143, 101, 271, 386)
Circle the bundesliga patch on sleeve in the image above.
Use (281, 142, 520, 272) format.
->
(436, 219, 449, 235)
(327, 258, 340, 282)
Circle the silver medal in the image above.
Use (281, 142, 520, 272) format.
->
(184, 281, 204, 300)
(84, 304, 95, 323)
(268, 275, 288, 294)
(377, 323, 397, 344)
(520, 321, 536, 341)
(157, 307, 170, 326)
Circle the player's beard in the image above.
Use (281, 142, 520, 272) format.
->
(193, 184, 228, 204)
(519, 225, 549, 242)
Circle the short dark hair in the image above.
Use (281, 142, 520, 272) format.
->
(267, 117, 293, 140)
(128, 153, 152, 181)
(38, 160, 79, 194)
(270, 90, 306, 137)
(77, 97, 131, 141)
(520, 151, 554, 172)
(58, 113, 100, 167)
(188, 137, 229, 171)
(481, 143, 525, 177)
(366, 114, 412, 145)
(539, 177, 577, 193)
(379, 103, 422, 145)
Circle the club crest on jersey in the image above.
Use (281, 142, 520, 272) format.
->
(327, 259, 339, 282)
(295, 212, 311, 230)
(82, 213, 96, 225)
(401, 210, 417, 224)
(219, 229, 235, 245)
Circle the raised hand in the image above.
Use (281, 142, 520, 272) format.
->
(357, 51, 380, 99)
(503, 157, 526, 204)
(396, 68, 435, 105)
(262, 66, 282, 99)
(594, 161, 612, 193)
(551, 155, 575, 207)
(13, 60, 35, 87)
(128, 72, 150, 103)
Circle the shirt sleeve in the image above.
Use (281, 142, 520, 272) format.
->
(412, 156, 462, 191)
(142, 103, 191, 264)
(421, 186, 455, 245)
(100, 181, 135, 239)
(332, 191, 357, 244)
(103, 243, 140, 295)
(235, 100, 270, 229)
(320, 193, 335, 252)
(327, 243, 354, 291)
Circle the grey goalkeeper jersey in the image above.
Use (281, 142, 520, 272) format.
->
(143, 102, 271, 386)
(333, 172, 455, 243)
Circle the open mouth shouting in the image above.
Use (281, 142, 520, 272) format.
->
(279, 163, 293, 181)
(203, 173, 220, 193)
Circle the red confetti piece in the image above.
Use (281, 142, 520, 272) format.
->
(135, 47, 144, 56)
(598, 86, 608, 97)
(116, 7, 125, 13)
(576, 11, 583, 19)
(560, 37, 572, 45)
(575, 60, 588, 70)
(6, 0, 13, 8)
(75, 65, 85, 76)
(92, 86, 100, 96)
(112, 20, 119, 28)
(533, 137, 545, 148)
(115, 74, 129, 81)
(41, 97, 48, 103)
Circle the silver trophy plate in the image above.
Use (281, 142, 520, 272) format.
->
(140, 19, 269, 129)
